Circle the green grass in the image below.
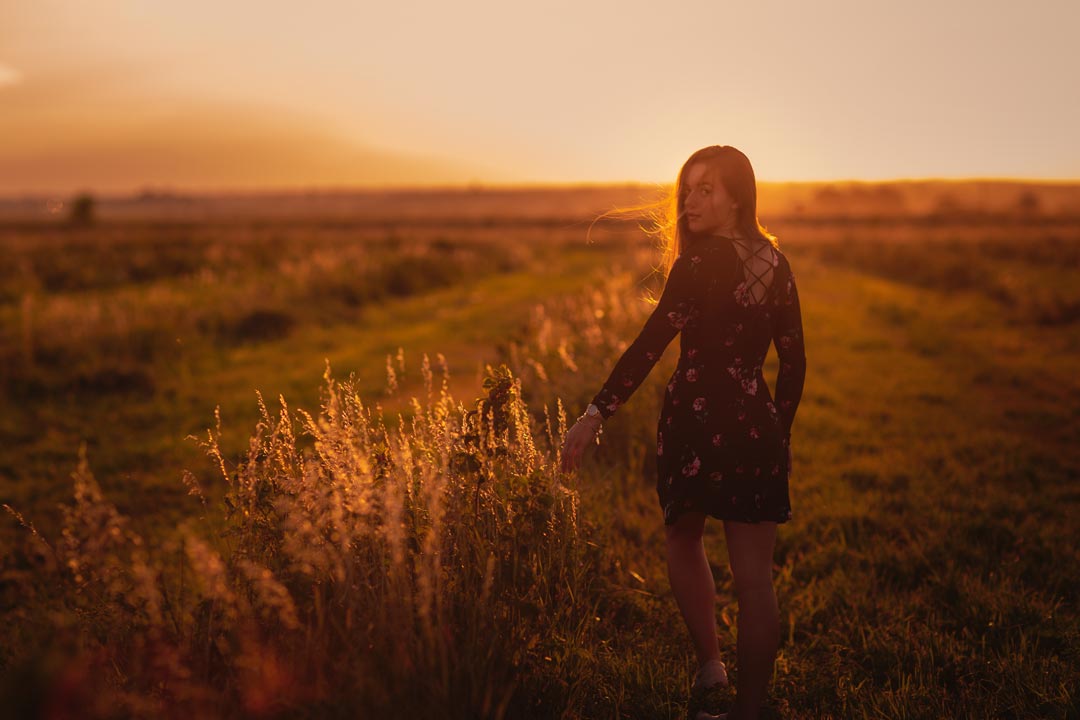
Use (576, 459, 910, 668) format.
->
(0, 236, 620, 549)
(1, 216, 1078, 718)
(496, 238, 1080, 718)
(0, 221, 635, 539)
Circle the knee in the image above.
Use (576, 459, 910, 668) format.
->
(666, 529, 703, 551)
(731, 574, 776, 605)
(660, 524, 704, 546)
(665, 513, 706, 546)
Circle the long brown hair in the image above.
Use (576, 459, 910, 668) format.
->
(589, 145, 779, 298)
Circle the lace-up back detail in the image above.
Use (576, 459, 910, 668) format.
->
(731, 237, 776, 305)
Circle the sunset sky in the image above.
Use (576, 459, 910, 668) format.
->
(2, 1, 1078, 194)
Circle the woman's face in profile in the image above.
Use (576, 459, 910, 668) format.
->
(682, 161, 737, 235)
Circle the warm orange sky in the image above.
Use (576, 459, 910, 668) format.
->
(2, 1, 1078, 195)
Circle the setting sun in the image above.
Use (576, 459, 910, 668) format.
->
(1, 0, 1078, 194)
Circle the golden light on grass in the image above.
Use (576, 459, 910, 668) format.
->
(1, 187, 1078, 716)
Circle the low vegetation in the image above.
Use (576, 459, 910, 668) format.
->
(1, 188, 1078, 717)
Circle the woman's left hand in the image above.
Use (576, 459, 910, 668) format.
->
(560, 417, 601, 474)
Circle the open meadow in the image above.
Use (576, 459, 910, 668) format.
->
(1, 182, 1078, 719)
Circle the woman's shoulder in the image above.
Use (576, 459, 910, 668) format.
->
(781, 249, 800, 277)
(770, 243, 794, 272)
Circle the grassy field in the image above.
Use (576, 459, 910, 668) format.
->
(1, 187, 1078, 718)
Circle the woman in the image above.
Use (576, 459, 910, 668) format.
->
(560, 145, 806, 720)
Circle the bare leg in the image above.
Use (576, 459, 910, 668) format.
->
(664, 511, 722, 669)
(723, 520, 779, 720)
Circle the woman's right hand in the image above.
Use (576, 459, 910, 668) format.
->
(559, 417, 602, 474)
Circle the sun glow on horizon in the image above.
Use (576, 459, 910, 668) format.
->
(1, 1, 1078, 194)
(0, 62, 22, 88)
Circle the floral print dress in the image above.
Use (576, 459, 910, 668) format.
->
(590, 233, 806, 525)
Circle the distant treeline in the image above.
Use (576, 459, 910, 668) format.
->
(0, 180, 1078, 223)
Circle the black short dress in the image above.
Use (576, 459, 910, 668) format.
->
(590, 233, 806, 525)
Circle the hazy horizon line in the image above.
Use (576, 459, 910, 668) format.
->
(3, 175, 1080, 201)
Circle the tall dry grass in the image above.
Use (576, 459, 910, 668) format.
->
(3, 349, 616, 718)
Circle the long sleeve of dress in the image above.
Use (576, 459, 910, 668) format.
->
(771, 260, 806, 436)
(589, 254, 696, 420)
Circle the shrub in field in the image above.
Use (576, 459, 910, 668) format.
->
(67, 193, 96, 227)
(227, 308, 297, 344)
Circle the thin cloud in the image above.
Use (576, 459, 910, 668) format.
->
(0, 63, 22, 88)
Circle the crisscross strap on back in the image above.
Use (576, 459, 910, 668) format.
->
(732, 238, 775, 304)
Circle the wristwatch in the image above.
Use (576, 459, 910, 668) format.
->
(584, 403, 602, 419)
